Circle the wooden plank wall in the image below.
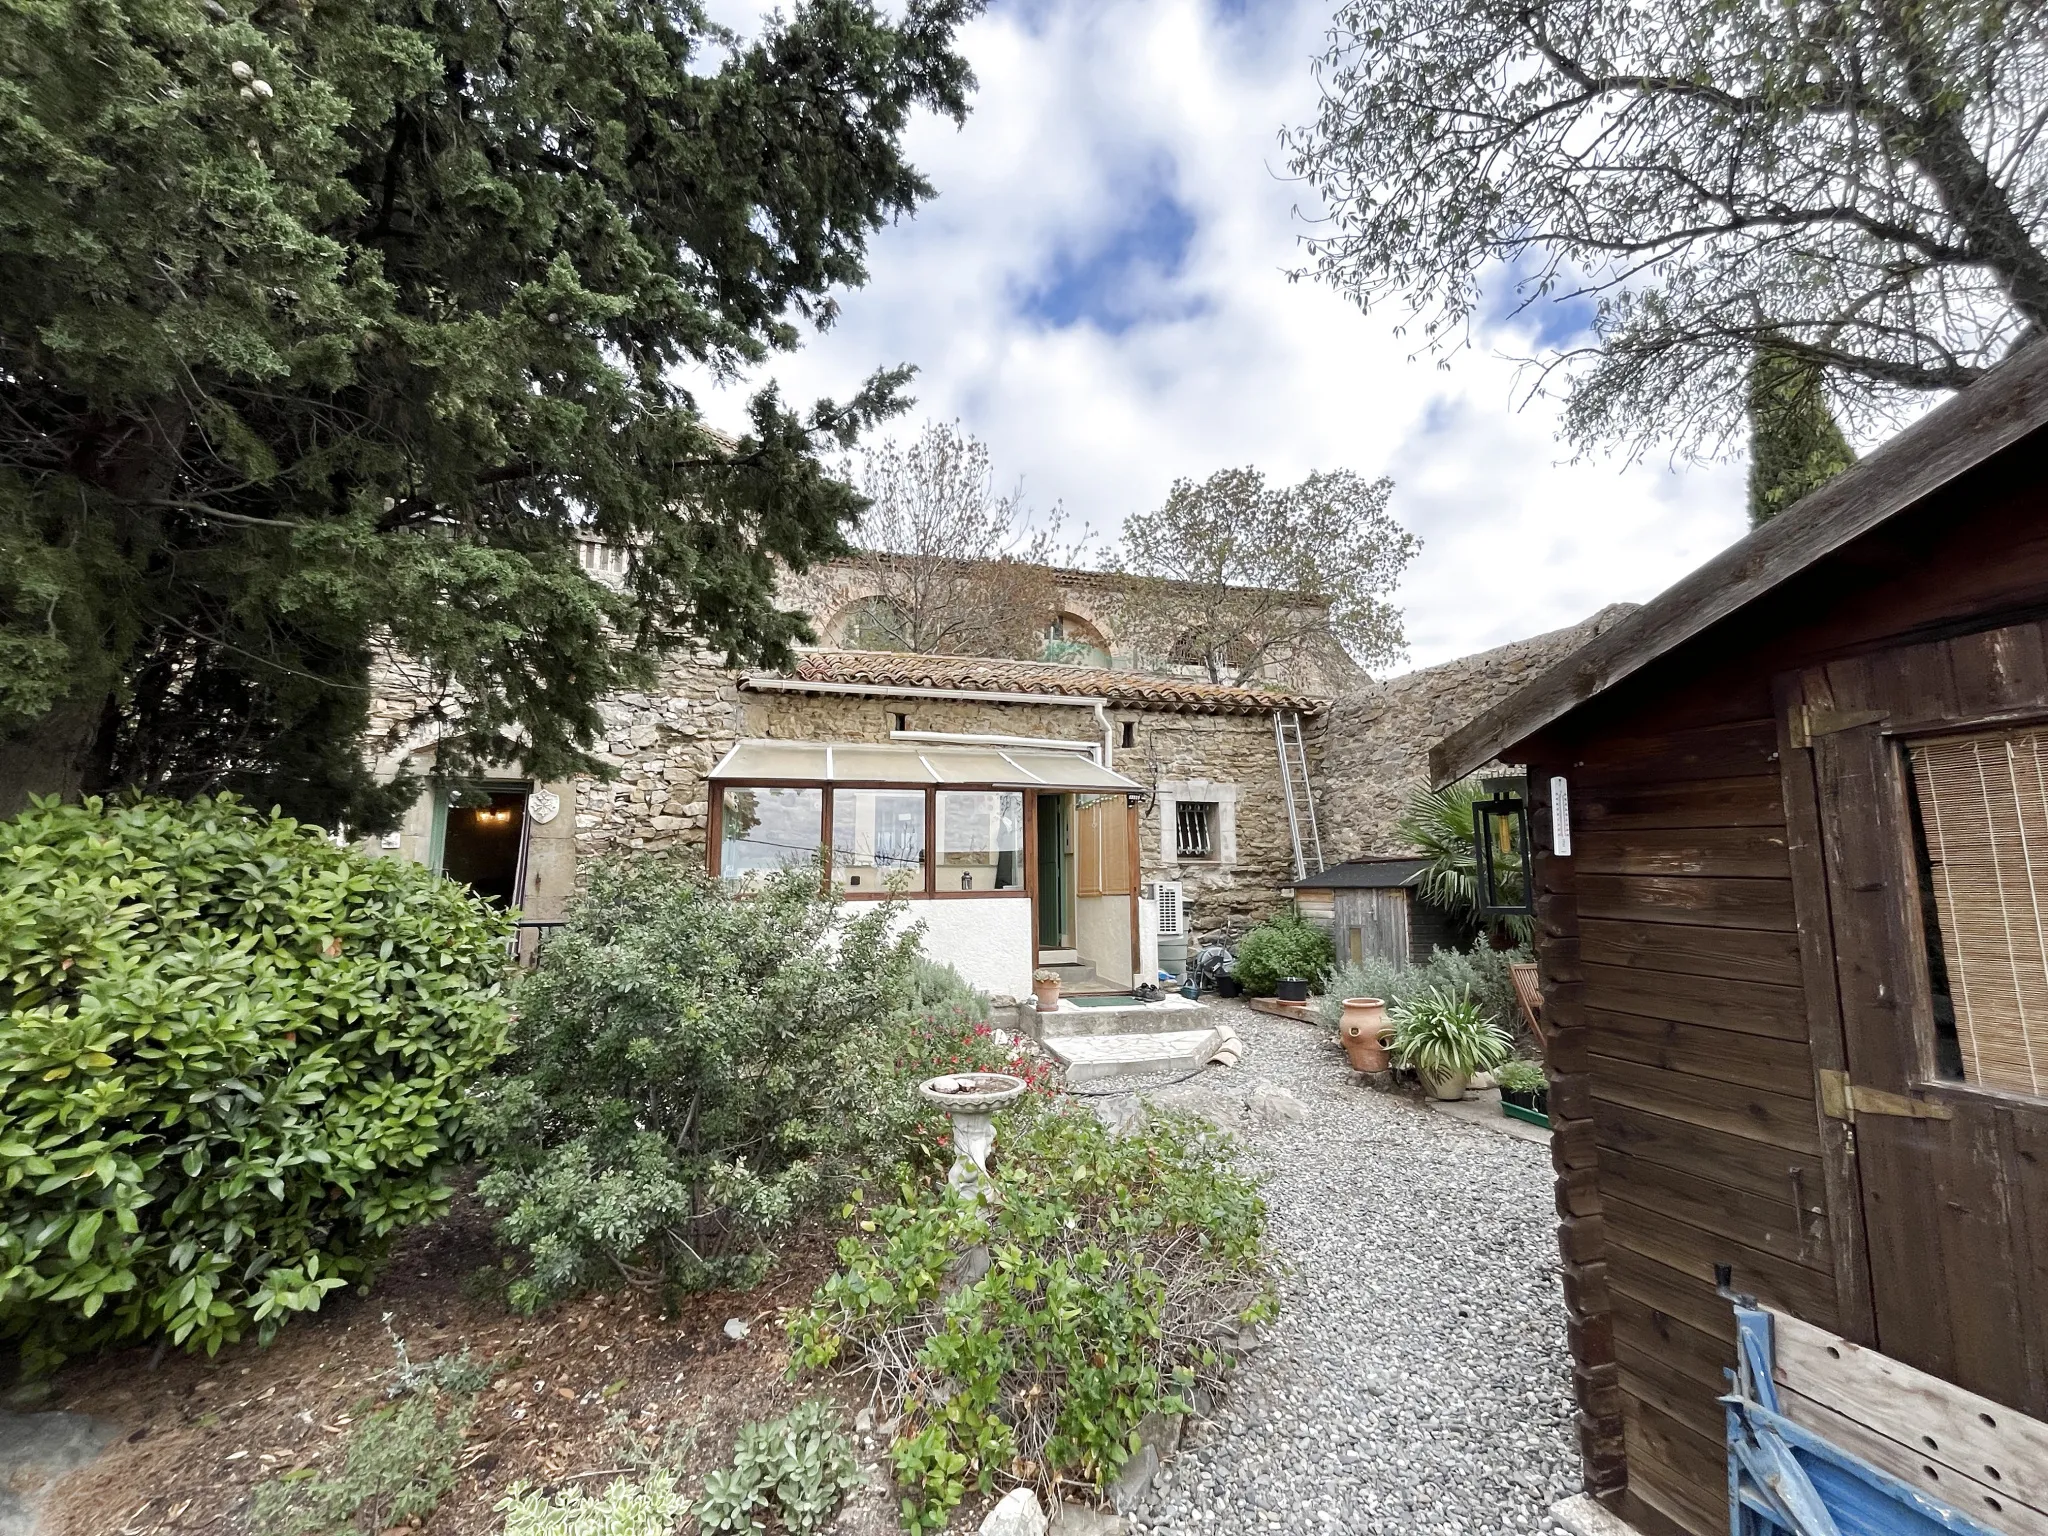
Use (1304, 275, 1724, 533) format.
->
(1534, 710, 1841, 1536)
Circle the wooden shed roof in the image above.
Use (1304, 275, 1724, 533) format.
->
(1432, 340, 2048, 786)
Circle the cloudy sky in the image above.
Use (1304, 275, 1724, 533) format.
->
(701, 0, 1752, 672)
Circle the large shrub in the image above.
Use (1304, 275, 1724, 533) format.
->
(1312, 943, 1529, 1040)
(790, 1109, 1275, 1531)
(1230, 912, 1334, 995)
(1, 796, 511, 1368)
(474, 859, 923, 1309)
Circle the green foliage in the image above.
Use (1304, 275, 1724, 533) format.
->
(1289, 0, 2048, 459)
(1, 0, 978, 826)
(1393, 781, 1534, 946)
(474, 858, 922, 1309)
(789, 1110, 1275, 1531)
(250, 1388, 475, 1535)
(1113, 466, 1417, 681)
(1230, 914, 1334, 996)
(1748, 342, 1856, 527)
(909, 959, 989, 1019)
(498, 1471, 691, 1536)
(695, 1400, 863, 1535)
(0, 795, 510, 1369)
(1495, 1058, 1547, 1095)
(1387, 984, 1513, 1083)
(1312, 944, 1527, 1041)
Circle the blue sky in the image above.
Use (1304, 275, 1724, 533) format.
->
(702, 0, 1748, 670)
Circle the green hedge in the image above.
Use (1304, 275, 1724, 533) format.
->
(1, 795, 511, 1368)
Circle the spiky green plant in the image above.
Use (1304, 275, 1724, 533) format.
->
(1393, 780, 1534, 946)
(1388, 984, 1512, 1084)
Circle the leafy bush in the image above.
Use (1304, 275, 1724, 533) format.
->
(1, 795, 511, 1369)
(1230, 914, 1333, 996)
(1311, 944, 1528, 1041)
(890, 1003, 1054, 1175)
(910, 958, 989, 1017)
(1496, 1058, 1548, 1094)
(696, 1400, 863, 1535)
(474, 858, 922, 1309)
(1387, 984, 1513, 1083)
(789, 1110, 1275, 1531)
(499, 1472, 690, 1536)
(251, 1386, 476, 1535)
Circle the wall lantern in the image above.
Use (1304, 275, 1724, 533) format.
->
(1472, 774, 1535, 917)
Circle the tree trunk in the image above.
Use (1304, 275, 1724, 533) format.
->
(0, 692, 110, 820)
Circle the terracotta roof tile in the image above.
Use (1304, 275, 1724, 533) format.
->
(759, 651, 1324, 715)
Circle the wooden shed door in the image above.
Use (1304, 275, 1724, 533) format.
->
(1788, 650, 2048, 1420)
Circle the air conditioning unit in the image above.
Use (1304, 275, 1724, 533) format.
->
(1145, 880, 1185, 938)
(1141, 880, 1187, 982)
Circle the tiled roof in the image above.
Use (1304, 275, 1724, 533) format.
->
(758, 651, 1325, 715)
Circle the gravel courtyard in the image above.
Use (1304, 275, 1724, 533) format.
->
(1113, 1004, 1579, 1536)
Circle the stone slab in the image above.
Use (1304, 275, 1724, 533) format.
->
(1029, 995, 1210, 1039)
(1048, 1029, 1224, 1083)
(1425, 1085, 1551, 1146)
(1549, 1493, 1652, 1536)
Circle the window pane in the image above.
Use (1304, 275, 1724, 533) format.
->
(937, 791, 1024, 892)
(832, 788, 927, 893)
(1176, 802, 1216, 859)
(719, 787, 822, 877)
(1908, 729, 2048, 1096)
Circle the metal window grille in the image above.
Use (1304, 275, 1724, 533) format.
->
(1175, 802, 1216, 859)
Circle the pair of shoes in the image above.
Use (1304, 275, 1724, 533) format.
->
(1132, 983, 1163, 1003)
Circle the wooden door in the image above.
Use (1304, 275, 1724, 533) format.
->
(1785, 632, 2048, 1419)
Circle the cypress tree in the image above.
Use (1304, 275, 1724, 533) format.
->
(1747, 343, 1856, 527)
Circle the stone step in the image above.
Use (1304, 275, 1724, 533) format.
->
(1046, 1027, 1224, 1083)
(1025, 994, 1211, 1039)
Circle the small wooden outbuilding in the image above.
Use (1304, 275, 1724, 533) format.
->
(1434, 342, 2048, 1535)
(1290, 856, 1461, 967)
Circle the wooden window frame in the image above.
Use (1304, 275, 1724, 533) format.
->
(707, 779, 1033, 901)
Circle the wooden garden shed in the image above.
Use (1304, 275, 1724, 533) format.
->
(1433, 341, 2048, 1536)
(1290, 857, 1461, 967)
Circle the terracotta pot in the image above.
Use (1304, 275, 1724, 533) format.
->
(1033, 979, 1061, 1012)
(1338, 998, 1390, 1072)
(1423, 1070, 1471, 1102)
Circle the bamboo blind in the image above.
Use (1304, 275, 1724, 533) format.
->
(1908, 728, 2048, 1096)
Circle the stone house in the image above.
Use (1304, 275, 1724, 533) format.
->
(368, 548, 1627, 996)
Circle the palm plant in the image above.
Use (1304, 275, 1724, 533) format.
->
(1387, 984, 1512, 1084)
(1394, 779, 1534, 946)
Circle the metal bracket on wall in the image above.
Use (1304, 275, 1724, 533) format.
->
(1787, 706, 1889, 749)
(1818, 1069, 1953, 1122)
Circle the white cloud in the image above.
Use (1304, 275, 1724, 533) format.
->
(700, 0, 1749, 670)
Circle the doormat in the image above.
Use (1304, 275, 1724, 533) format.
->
(1065, 993, 1146, 1007)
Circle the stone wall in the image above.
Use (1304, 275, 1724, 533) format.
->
(1313, 605, 1637, 864)
(570, 666, 1300, 938)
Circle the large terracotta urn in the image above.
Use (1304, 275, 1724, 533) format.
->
(1338, 997, 1391, 1072)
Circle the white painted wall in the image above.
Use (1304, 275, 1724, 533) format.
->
(1075, 892, 1133, 987)
(888, 898, 1034, 999)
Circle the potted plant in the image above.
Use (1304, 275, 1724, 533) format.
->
(1032, 967, 1061, 1013)
(1338, 997, 1391, 1072)
(1388, 984, 1511, 1101)
(1496, 1057, 1549, 1126)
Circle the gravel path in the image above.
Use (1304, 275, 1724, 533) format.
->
(1114, 1003, 1579, 1536)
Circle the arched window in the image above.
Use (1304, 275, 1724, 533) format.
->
(1043, 612, 1111, 668)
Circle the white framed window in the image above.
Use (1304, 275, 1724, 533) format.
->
(1157, 781, 1239, 867)
(1175, 801, 1218, 860)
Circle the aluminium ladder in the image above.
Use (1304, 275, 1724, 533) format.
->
(1273, 709, 1324, 882)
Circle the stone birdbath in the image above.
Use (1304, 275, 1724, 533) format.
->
(918, 1072, 1027, 1197)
